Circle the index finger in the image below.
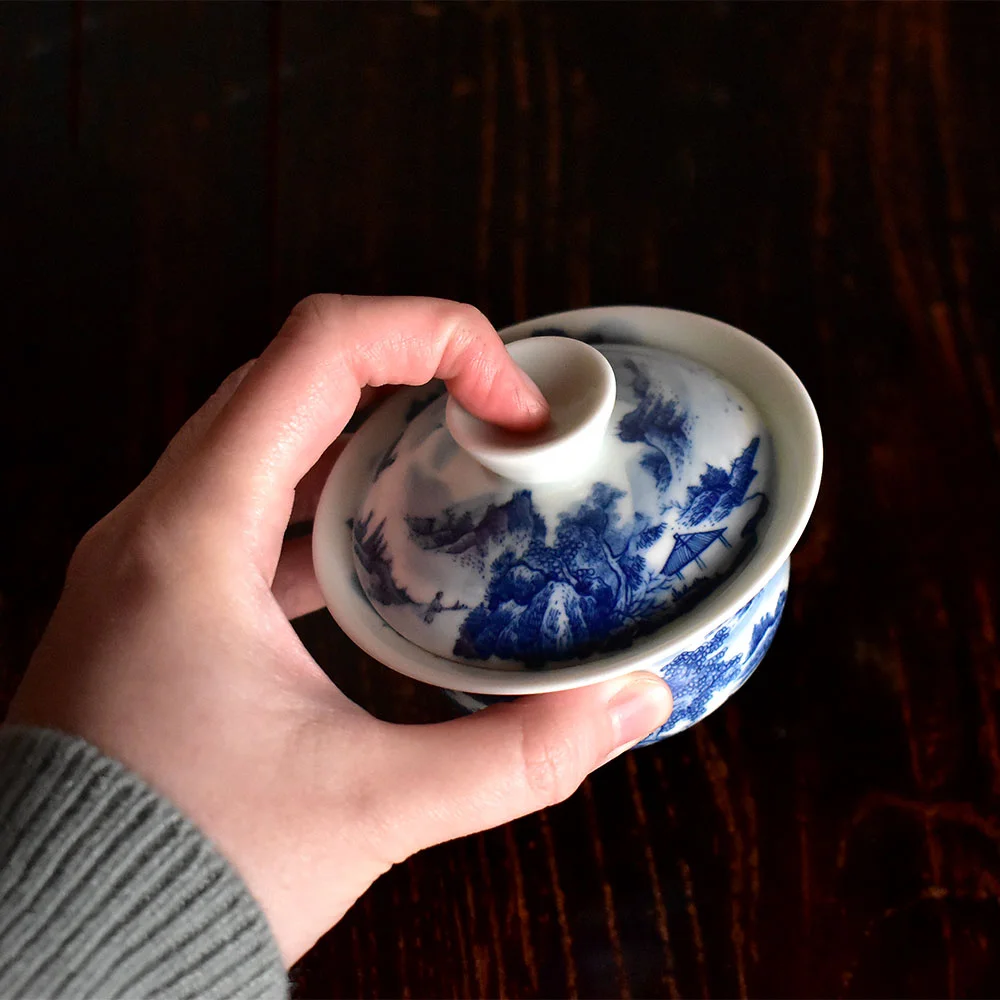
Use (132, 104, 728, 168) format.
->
(198, 294, 548, 520)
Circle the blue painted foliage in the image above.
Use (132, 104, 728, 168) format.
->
(678, 437, 760, 526)
(353, 511, 412, 605)
(616, 360, 689, 493)
(637, 587, 788, 743)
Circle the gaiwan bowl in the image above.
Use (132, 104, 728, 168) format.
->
(313, 306, 822, 742)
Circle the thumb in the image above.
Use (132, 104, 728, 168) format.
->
(383, 673, 672, 855)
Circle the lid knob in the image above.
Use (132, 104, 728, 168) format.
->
(445, 336, 617, 484)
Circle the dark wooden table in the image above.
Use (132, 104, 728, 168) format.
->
(2, 3, 999, 997)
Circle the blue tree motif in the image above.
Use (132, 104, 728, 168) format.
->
(637, 588, 787, 742)
(353, 511, 412, 606)
(615, 360, 690, 493)
(444, 469, 763, 665)
(449, 485, 632, 662)
(678, 437, 761, 526)
(745, 588, 787, 663)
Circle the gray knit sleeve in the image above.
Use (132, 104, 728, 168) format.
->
(0, 726, 289, 1000)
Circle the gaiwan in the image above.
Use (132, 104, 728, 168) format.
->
(313, 307, 822, 741)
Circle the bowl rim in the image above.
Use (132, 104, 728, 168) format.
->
(312, 305, 823, 694)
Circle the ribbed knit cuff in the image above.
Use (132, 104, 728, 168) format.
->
(0, 726, 288, 1000)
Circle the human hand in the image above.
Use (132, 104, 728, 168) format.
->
(8, 295, 673, 965)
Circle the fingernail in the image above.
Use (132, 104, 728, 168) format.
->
(600, 675, 673, 767)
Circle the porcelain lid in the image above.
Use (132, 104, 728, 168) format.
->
(352, 337, 773, 669)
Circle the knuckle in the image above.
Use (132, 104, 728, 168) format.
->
(111, 512, 172, 586)
(67, 516, 116, 579)
(289, 293, 349, 329)
(124, 505, 177, 566)
(285, 294, 333, 338)
(69, 497, 192, 594)
(438, 303, 496, 377)
(292, 292, 329, 317)
(518, 723, 585, 806)
(447, 301, 488, 331)
(442, 302, 489, 351)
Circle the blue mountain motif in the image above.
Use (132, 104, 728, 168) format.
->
(746, 588, 787, 663)
(448, 484, 636, 663)
(678, 437, 761, 526)
(408, 490, 543, 560)
(353, 511, 412, 606)
(616, 360, 690, 493)
(417, 468, 763, 665)
(364, 469, 764, 660)
(637, 588, 788, 742)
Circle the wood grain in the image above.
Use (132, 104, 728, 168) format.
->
(2, 2, 999, 996)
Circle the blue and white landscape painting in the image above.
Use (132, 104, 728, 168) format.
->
(354, 344, 773, 668)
